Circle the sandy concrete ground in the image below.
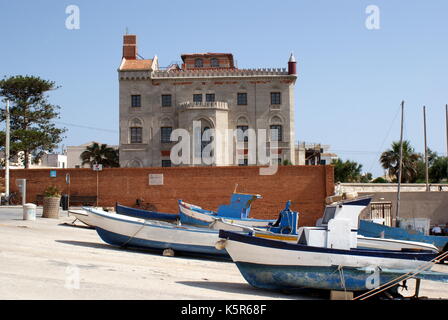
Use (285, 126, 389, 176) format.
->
(0, 207, 447, 300)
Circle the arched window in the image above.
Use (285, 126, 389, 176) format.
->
(236, 116, 249, 142)
(127, 159, 142, 168)
(194, 58, 203, 68)
(269, 116, 283, 142)
(210, 58, 219, 68)
(130, 118, 143, 143)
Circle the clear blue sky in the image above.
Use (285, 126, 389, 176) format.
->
(1, 0, 447, 176)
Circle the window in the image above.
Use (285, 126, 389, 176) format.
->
(130, 127, 143, 143)
(161, 94, 172, 107)
(270, 125, 283, 142)
(322, 206, 337, 225)
(210, 58, 219, 68)
(162, 160, 172, 167)
(201, 127, 211, 152)
(205, 93, 215, 102)
(193, 94, 202, 103)
(237, 93, 247, 105)
(161, 127, 173, 143)
(236, 125, 249, 142)
(131, 95, 141, 107)
(195, 58, 203, 68)
(270, 92, 281, 105)
(238, 158, 248, 166)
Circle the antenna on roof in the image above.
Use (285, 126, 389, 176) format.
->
(125, 26, 129, 35)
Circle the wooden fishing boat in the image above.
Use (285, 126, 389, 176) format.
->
(178, 192, 275, 228)
(84, 207, 228, 258)
(251, 199, 439, 253)
(359, 220, 448, 252)
(115, 203, 179, 221)
(216, 196, 448, 292)
(217, 231, 447, 292)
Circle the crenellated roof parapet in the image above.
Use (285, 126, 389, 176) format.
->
(151, 67, 293, 80)
(119, 70, 152, 80)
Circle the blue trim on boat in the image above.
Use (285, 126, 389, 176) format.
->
(219, 230, 437, 261)
(96, 227, 229, 257)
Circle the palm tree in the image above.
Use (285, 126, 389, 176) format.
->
(380, 140, 420, 183)
(80, 142, 119, 168)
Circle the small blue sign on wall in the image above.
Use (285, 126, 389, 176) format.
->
(50, 170, 57, 178)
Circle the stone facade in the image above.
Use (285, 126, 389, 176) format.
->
(118, 35, 297, 168)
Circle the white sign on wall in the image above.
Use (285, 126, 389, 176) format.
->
(92, 164, 103, 171)
(149, 174, 164, 185)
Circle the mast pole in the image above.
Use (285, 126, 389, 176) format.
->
(5, 100, 10, 201)
(423, 106, 429, 192)
(395, 101, 404, 226)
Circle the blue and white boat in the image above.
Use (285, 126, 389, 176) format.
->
(247, 198, 439, 253)
(84, 207, 228, 257)
(217, 230, 448, 292)
(178, 192, 276, 228)
(216, 196, 448, 292)
(359, 220, 448, 252)
(115, 203, 179, 222)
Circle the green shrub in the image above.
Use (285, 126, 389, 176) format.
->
(44, 186, 61, 198)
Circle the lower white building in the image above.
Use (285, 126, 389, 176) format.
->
(0, 151, 67, 169)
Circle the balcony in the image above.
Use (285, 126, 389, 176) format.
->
(177, 101, 229, 112)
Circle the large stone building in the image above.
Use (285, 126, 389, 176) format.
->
(118, 34, 297, 167)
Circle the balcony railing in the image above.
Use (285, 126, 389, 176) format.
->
(178, 101, 229, 111)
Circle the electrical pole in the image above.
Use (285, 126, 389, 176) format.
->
(395, 101, 404, 226)
(423, 106, 429, 192)
(5, 100, 10, 201)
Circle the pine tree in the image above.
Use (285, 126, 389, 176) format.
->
(0, 75, 67, 168)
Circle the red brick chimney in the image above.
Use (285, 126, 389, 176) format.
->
(123, 34, 137, 60)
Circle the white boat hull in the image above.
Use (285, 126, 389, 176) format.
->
(86, 207, 227, 257)
(224, 236, 431, 270)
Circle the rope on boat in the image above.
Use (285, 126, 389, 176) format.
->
(353, 249, 448, 300)
(120, 219, 147, 248)
(337, 265, 349, 298)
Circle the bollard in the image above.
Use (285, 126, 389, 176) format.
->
(23, 203, 37, 221)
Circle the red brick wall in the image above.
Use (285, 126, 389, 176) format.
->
(7, 165, 334, 226)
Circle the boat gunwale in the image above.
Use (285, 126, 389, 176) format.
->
(85, 207, 219, 234)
